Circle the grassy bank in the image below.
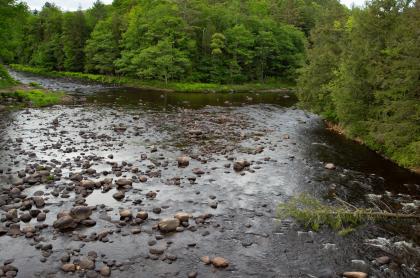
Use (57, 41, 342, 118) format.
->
(0, 65, 67, 109)
(9, 64, 295, 93)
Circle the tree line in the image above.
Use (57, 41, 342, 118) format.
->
(1, 0, 344, 84)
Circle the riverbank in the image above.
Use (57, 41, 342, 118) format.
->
(0, 65, 70, 109)
(325, 121, 420, 174)
(9, 64, 294, 93)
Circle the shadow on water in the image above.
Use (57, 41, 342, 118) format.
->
(81, 87, 298, 110)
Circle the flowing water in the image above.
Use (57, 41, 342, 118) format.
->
(0, 70, 419, 278)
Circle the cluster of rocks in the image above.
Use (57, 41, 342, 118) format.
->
(0, 260, 18, 277)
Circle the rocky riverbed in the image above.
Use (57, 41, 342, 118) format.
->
(0, 71, 419, 278)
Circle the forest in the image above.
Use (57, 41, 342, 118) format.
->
(0, 0, 419, 169)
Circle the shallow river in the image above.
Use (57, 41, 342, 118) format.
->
(0, 70, 419, 278)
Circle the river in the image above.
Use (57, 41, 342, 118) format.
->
(0, 70, 419, 277)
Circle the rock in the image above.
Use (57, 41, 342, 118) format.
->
(177, 156, 190, 168)
(100, 265, 111, 276)
(175, 212, 190, 222)
(136, 211, 148, 220)
(80, 180, 96, 189)
(325, 163, 336, 170)
(119, 209, 132, 219)
(113, 191, 125, 201)
(19, 213, 32, 223)
(61, 263, 76, 272)
(375, 256, 390, 265)
(149, 245, 166, 255)
(188, 271, 198, 278)
(70, 206, 92, 221)
(192, 168, 205, 175)
(0, 225, 7, 236)
(139, 176, 147, 182)
(115, 178, 132, 187)
(201, 256, 211, 265)
(79, 257, 95, 270)
(131, 228, 141, 234)
(211, 257, 229, 268)
(32, 197, 45, 208)
(233, 160, 250, 172)
(342, 272, 367, 278)
(209, 201, 218, 209)
(37, 213, 46, 222)
(53, 215, 77, 230)
(158, 218, 180, 233)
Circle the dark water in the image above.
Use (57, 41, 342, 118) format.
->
(0, 70, 418, 278)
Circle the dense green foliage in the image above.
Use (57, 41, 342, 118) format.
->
(298, 0, 420, 169)
(4, 0, 347, 84)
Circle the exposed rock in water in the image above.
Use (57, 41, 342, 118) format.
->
(233, 160, 250, 172)
(61, 263, 76, 272)
(211, 257, 229, 268)
(70, 206, 92, 221)
(325, 163, 336, 170)
(53, 215, 77, 231)
(158, 218, 180, 233)
(342, 272, 367, 278)
(175, 212, 190, 222)
(136, 211, 148, 220)
(113, 191, 125, 200)
(177, 156, 190, 168)
(119, 209, 132, 219)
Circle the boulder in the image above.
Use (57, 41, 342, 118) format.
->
(70, 206, 92, 221)
(53, 215, 77, 230)
(158, 218, 180, 233)
(175, 212, 190, 222)
(177, 156, 190, 168)
(211, 257, 229, 268)
(233, 160, 250, 172)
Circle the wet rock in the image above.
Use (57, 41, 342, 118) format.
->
(0, 226, 7, 236)
(79, 257, 95, 270)
(211, 257, 229, 268)
(158, 218, 180, 233)
(131, 228, 141, 234)
(175, 212, 190, 222)
(233, 160, 250, 172)
(19, 213, 32, 223)
(119, 209, 132, 219)
(188, 271, 198, 278)
(115, 178, 132, 187)
(53, 215, 77, 231)
(139, 176, 148, 183)
(375, 256, 390, 265)
(70, 206, 92, 221)
(80, 180, 96, 189)
(192, 168, 205, 175)
(201, 256, 211, 265)
(177, 156, 190, 168)
(153, 207, 161, 214)
(100, 265, 111, 276)
(32, 196, 45, 208)
(61, 263, 76, 272)
(113, 191, 125, 201)
(149, 245, 166, 255)
(342, 272, 367, 278)
(136, 211, 148, 220)
(209, 201, 218, 209)
(37, 212, 46, 222)
(325, 163, 336, 170)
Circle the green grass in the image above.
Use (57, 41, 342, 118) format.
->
(0, 64, 17, 89)
(9, 64, 295, 93)
(1, 90, 64, 107)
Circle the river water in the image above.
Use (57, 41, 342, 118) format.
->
(0, 70, 419, 278)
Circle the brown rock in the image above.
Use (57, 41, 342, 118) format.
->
(201, 256, 211, 265)
(175, 212, 190, 222)
(177, 156, 190, 168)
(211, 257, 229, 268)
(343, 272, 368, 278)
(158, 218, 180, 233)
(61, 263, 76, 272)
